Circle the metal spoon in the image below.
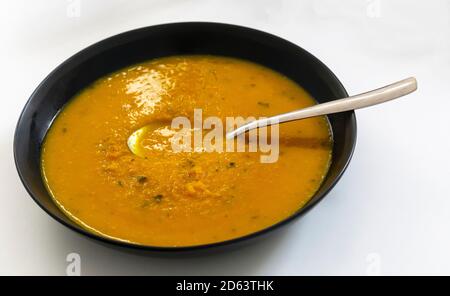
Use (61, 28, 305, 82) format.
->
(226, 77, 417, 139)
(128, 77, 417, 154)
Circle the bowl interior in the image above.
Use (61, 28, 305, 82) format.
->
(14, 22, 356, 251)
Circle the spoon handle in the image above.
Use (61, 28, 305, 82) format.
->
(227, 77, 417, 139)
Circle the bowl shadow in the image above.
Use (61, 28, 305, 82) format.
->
(48, 217, 297, 275)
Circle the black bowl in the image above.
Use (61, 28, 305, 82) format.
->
(14, 22, 356, 252)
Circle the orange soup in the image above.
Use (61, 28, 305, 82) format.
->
(41, 55, 332, 247)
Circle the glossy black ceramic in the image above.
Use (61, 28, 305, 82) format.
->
(14, 22, 356, 252)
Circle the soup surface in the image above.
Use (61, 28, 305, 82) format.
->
(41, 55, 332, 247)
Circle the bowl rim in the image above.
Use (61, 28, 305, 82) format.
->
(14, 21, 357, 252)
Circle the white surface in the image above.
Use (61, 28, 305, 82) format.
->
(1, 0, 449, 275)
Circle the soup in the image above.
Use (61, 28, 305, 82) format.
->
(41, 55, 332, 247)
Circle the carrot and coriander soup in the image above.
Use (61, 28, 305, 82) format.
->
(41, 55, 332, 247)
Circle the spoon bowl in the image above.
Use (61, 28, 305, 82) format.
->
(127, 121, 173, 157)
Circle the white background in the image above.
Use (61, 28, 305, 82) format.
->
(1, 0, 449, 275)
